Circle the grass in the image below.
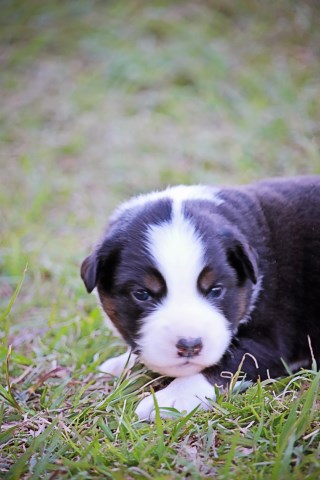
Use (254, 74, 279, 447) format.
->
(1, 0, 320, 477)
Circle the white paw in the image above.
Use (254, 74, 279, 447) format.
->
(98, 350, 137, 377)
(135, 373, 215, 421)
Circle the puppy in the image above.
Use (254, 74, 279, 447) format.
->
(81, 176, 320, 420)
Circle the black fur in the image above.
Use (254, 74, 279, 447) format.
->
(205, 176, 320, 385)
(81, 176, 320, 387)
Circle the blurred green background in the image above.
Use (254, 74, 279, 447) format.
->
(1, 3, 320, 475)
(1, 0, 320, 340)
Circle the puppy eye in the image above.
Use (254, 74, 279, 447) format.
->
(209, 285, 225, 299)
(132, 289, 151, 302)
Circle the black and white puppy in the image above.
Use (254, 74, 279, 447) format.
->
(81, 176, 320, 420)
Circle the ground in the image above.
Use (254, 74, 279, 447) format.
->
(1, 0, 320, 478)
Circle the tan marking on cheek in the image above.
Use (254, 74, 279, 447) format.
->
(237, 289, 250, 322)
(144, 273, 165, 295)
(198, 268, 216, 292)
(100, 293, 126, 338)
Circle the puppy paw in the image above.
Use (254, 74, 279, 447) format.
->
(98, 350, 137, 377)
(136, 373, 215, 421)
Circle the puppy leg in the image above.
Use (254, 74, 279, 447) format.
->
(99, 349, 137, 377)
(136, 373, 216, 421)
(204, 337, 291, 384)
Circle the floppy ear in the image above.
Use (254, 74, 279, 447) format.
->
(219, 227, 258, 284)
(81, 202, 137, 294)
(81, 253, 98, 293)
(227, 241, 258, 285)
(81, 235, 121, 294)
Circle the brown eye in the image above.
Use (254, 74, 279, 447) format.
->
(132, 289, 151, 302)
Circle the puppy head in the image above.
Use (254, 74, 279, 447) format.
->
(81, 187, 259, 377)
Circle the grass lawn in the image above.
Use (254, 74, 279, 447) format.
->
(1, 0, 320, 478)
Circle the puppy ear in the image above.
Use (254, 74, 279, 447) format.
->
(81, 253, 98, 293)
(227, 241, 258, 285)
(81, 238, 121, 294)
(81, 212, 127, 294)
(219, 227, 258, 284)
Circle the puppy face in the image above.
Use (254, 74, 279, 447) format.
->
(81, 187, 258, 377)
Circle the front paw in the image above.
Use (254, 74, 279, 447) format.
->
(136, 373, 215, 421)
(98, 350, 137, 377)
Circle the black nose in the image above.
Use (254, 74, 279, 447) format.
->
(176, 337, 203, 358)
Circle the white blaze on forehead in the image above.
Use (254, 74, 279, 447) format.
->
(147, 208, 205, 297)
(137, 197, 232, 378)
(111, 184, 223, 224)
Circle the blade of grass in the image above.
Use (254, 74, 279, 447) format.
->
(0, 383, 20, 410)
(169, 405, 199, 444)
(222, 430, 240, 478)
(5, 345, 23, 412)
(150, 387, 166, 460)
(272, 372, 320, 479)
(5, 419, 59, 480)
(0, 425, 17, 446)
(97, 417, 115, 441)
(0, 265, 27, 323)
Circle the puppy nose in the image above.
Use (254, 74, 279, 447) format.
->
(176, 337, 203, 358)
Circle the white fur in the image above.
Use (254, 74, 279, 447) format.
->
(136, 373, 216, 420)
(239, 275, 263, 325)
(136, 201, 232, 377)
(287, 358, 310, 372)
(98, 350, 137, 376)
(111, 185, 223, 224)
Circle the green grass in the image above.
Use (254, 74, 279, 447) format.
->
(1, 0, 320, 477)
